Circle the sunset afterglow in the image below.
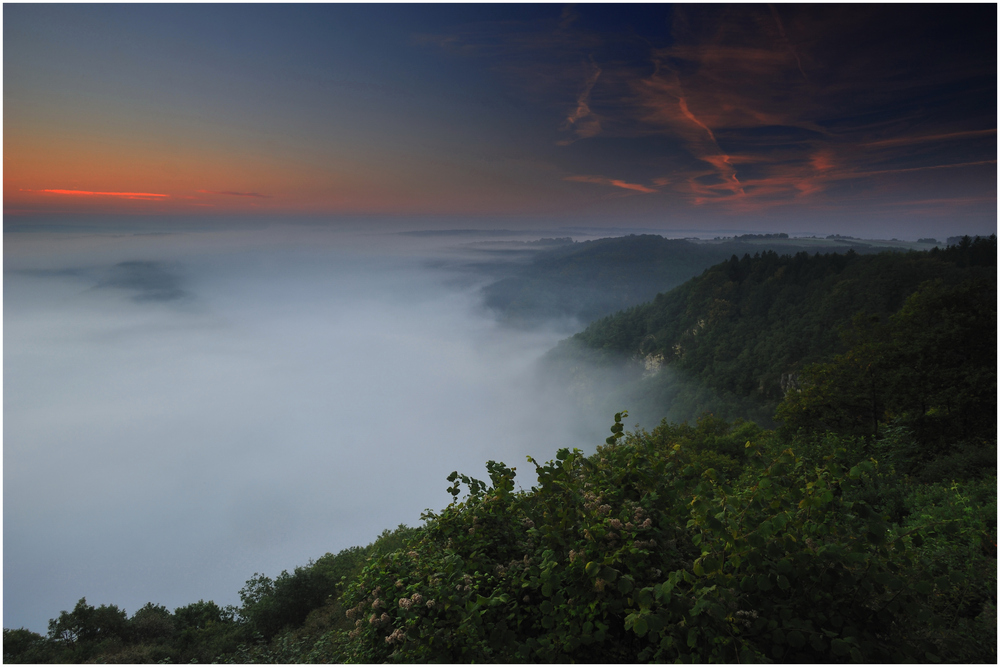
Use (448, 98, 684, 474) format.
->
(29, 189, 170, 199)
(4, 3, 996, 235)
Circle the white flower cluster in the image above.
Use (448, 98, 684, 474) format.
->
(582, 492, 604, 512)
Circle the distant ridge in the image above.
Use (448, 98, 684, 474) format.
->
(396, 229, 524, 237)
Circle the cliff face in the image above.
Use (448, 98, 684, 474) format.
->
(643, 353, 665, 376)
(780, 372, 802, 395)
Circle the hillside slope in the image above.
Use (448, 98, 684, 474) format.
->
(481, 234, 897, 327)
(547, 237, 996, 427)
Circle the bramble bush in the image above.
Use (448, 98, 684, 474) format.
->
(321, 413, 990, 663)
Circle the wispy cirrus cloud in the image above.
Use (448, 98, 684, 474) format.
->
(413, 14, 607, 141)
(558, 59, 603, 145)
(22, 188, 169, 200)
(768, 3, 809, 84)
(196, 190, 273, 199)
(622, 8, 833, 209)
(403, 4, 996, 222)
(564, 175, 657, 194)
(620, 5, 996, 212)
(861, 129, 997, 149)
(875, 196, 997, 208)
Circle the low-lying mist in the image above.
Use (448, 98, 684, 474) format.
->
(3, 224, 618, 633)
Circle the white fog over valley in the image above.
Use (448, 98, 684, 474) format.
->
(4, 222, 627, 633)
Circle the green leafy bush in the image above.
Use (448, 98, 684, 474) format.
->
(323, 415, 986, 663)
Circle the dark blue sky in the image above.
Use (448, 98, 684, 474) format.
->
(5, 4, 996, 237)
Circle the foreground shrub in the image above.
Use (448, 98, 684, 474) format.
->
(326, 415, 988, 663)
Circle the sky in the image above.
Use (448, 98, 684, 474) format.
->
(4, 3, 997, 238)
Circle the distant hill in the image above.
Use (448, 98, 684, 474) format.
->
(481, 234, 906, 327)
(544, 236, 997, 428)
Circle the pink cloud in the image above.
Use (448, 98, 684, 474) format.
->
(859, 159, 997, 177)
(196, 190, 272, 199)
(417, 5, 994, 217)
(862, 129, 997, 148)
(564, 175, 657, 193)
(557, 60, 603, 145)
(26, 189, 169, 200)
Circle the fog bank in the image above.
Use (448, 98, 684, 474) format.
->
(4, 224, 607, 632)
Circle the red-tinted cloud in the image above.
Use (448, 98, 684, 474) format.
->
(26, 189, 169, 200)
(862, 129, 997, 149)
(425, 4, 993, 218)
(558, 59, 603, 145)
(196, 190, 273, 199)
(564, 175, 657, 194)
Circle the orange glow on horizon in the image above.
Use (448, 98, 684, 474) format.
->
(29, 189, 170, 199)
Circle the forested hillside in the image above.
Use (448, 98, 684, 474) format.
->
(481, 234, 895, 326)
(5, 238, 995, 664)
(548, 237, 996, 429)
